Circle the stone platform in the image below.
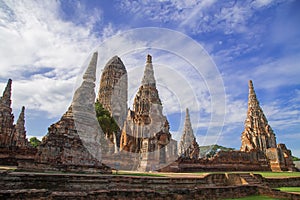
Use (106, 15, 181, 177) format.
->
(1, 170, 299, 199)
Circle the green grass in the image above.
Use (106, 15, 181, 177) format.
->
(0, 166, 17, 171)
(223, 195, 286, 200)
(253, 172, 300, 178)
(112, 171, 165, 177)
(276, 187, 300, 193)
(113, 171, 300, 178)
(191, 171, 300, 178)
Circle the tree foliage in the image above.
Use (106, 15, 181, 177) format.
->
(95, 101, 119, 137)
(29, 137, 41, 148)
(292, 156, 300, 161)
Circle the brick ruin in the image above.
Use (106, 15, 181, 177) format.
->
(99, 55, 178, 171)
(1, 171, 300, 199)
(97, 56, 127, 154)
(97, 56, 128, 130)
(0, 79, 36, 165)
(239, 80, 295, 171)
(161, 80, 296, 172)
(23, 52, 111, 173)
(0, 52, 110, 173)
(0, 53, 297, 172)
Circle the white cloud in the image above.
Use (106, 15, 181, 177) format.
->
(118, 0, 286, 35)
(11, 77, 75, 118)
(224, 54, 300, 95)
(0, 0, 104, 118)
(0, 0, 101, 78)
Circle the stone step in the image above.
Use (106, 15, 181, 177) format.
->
(239, 174, 261, 185)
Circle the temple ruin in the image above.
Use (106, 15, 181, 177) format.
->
(0, 79, 36, 165)
(240, 80, 295, 171)
(118, 55, 177, 171)
(161, 79, 296, 172)
(18, 52, 110, 173)
(0, 53, 297, 172)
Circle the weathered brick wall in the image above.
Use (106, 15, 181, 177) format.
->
(0, 186, 260, 200)
(0, 172, 260, 199)
(263, 177, 300, 187)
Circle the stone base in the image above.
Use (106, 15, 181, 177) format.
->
(1, 171, 299, 200)
(17, 161, 111, 174)
(160, 150, 271, 172)
(0, 147, 36, 166)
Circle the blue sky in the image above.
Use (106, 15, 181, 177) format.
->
(0, 0, 299, 157)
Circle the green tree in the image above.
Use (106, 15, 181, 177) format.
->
(29, 137, 41, 148)
(292, 156, 300, 161)
(95, 101, 120, 138)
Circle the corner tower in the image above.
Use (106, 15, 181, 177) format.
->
(120, 55, 177, 171)
(240, 80, 276, 152)
(240, 80, 296, 171)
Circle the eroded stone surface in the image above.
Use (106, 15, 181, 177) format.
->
(0, 79, 14, 147)
(97, 56, 128, 154)
(12, 106, 30, 148)
(240, 80, 296, 171)
(0, 80, 35, 165)
(120, 55, 177, 171)
(178, 108, 200, 159)
(240, 80, 276, 152)
(97, 56, 128, 129)
(29, 52, 110, 173)
(0, 80, 30, 148)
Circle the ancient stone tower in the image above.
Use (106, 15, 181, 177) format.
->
(31, 52, 110, 173)
(97, 56, 128, 129)
(0, 79, 14, 146)
(240, 80, 296, 171)
(12, 106, 28, 147)
(0, 79, 29, 148)
(240, 80, 276, 152)
(120, 55, 177, 171)
(178, 108, 199, 159)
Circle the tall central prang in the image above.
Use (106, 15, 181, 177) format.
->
(120, 55, 177, 171)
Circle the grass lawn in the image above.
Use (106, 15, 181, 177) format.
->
(0, 166, 17, 170)
(112, 171, 300, 178)
(253, 172, 300, 178)
(223, 195, 286, 200)
(191, 171, 300, 178)
(112, 170, 165, 177)
(276, 187, 300, 193)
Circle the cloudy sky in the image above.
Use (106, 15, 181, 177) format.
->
(0, 0, 299, 157)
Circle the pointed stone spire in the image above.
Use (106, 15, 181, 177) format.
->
(133, 54, 162, 116)
(14, 106, 27, 147)
(82, 52, 98, 82)
(34, 51, 110, 173)
(184, 108, 193, 137)
(141, 54, 156, 87)
(72, 51, 103, 161)
(248, 80, 259, 109)
(179, 108, 199, 159)
(241, 80, 277, 152)
(16, 106, 25, 132)
(0, 79, 14, 146)
(0, 79, 12, 108)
